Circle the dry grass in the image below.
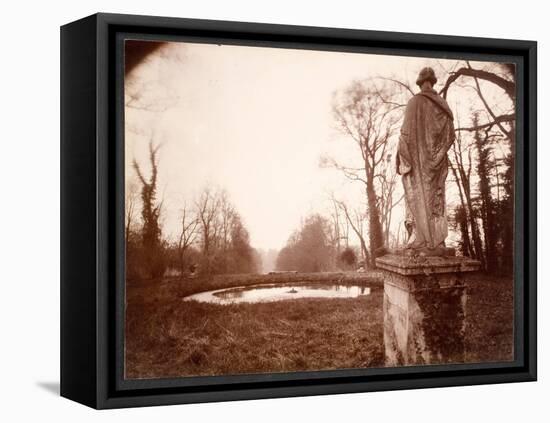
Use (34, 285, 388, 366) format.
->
(126, 292, 384, 378)
(464, 273, 514, 363)
(125, 272, 513, 379)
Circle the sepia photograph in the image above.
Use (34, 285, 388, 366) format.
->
(123, 39, 516, 379)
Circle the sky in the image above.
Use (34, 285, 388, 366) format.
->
(125, 40, 512, 251)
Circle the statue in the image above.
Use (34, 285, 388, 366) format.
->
(396, 67, 456, 254)
(379, 69, 480, 366)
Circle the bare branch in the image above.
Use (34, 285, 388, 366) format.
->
(440, 67, 515, 100)
(376, 77, 415, 97)
(471, 73, 511, 137)
(455, 114, 515, 132)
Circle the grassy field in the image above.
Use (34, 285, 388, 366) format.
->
(463, 274, 514, 363)
(125, 272, 513, 379)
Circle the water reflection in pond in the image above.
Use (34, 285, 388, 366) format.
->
(184, 283, 371, 305)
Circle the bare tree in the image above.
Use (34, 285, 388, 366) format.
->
(195, 187, 221, 274)
(376, 152, 404, 246)
(326, 80, 401, 265)
(448, 160, 474, 258)
(125, 179, 139, 244)
(448, 130, 485, 268)
(177, 203, 199, 277)
(331, 196, 370, 265)
(327, 200, 355, 269)
(217, 190, 235, 272)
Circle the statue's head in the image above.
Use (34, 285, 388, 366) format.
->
(416, 67, 437, 88)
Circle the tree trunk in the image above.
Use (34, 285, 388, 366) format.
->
(358, 236, 370, 268)
(501, 127, 515, 275)
(450, 165, 474, 257)
(461, 175, 486, 268)
(474, 127, 496, 272)
(365, 175, 384, 267)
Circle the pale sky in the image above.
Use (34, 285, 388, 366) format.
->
(125, 40, 512, 251)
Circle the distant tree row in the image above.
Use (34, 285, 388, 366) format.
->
(126, 142, 259, 280)
(276, 214, 358, 273)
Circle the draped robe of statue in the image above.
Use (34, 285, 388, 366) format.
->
(396, 87, 455, 251)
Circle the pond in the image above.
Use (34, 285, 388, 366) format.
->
(184, 283, 371, 305)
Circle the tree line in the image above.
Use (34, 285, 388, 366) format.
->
(126, 142, 260, 280)
(276, 214, 359, 273)
(127, 61, 515, 278)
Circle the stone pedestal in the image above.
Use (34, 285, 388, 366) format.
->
(375, 254, 480, 366)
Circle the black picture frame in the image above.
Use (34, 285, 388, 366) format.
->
(60, 12, 537, 409)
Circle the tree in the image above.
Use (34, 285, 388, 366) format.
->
(195, 187, 221, 274)
(125, 179, 143, 280)
(331, 196, 370, 265)
(339, 247, 358, 270)
(319, 62, 517, 274)
(276, 214, 335, 272)
(376, 152, 403, 246)
(133, 141, 165, 278)
(217, 190, 236, 273)
(474, 119, 499, 272)
(176, 203, 199, 277)
(448, 129, 485, 267)
(441, 62, 515, 272)
(193, 187, 258, 275)
(227, 213, 257, 274)
(125, 179, 139, 246)
(328, 80, 401, 266)
(451, 204, 472, 257)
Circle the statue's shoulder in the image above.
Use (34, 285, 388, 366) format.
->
(406, 93, 422, 108)
(417, 91, 453, 119)
(404, 93, 428, 115)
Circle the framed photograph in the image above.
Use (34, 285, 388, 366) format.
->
(60, 13, 537, 409)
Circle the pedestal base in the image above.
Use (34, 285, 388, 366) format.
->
(375, 254, 481, 366)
